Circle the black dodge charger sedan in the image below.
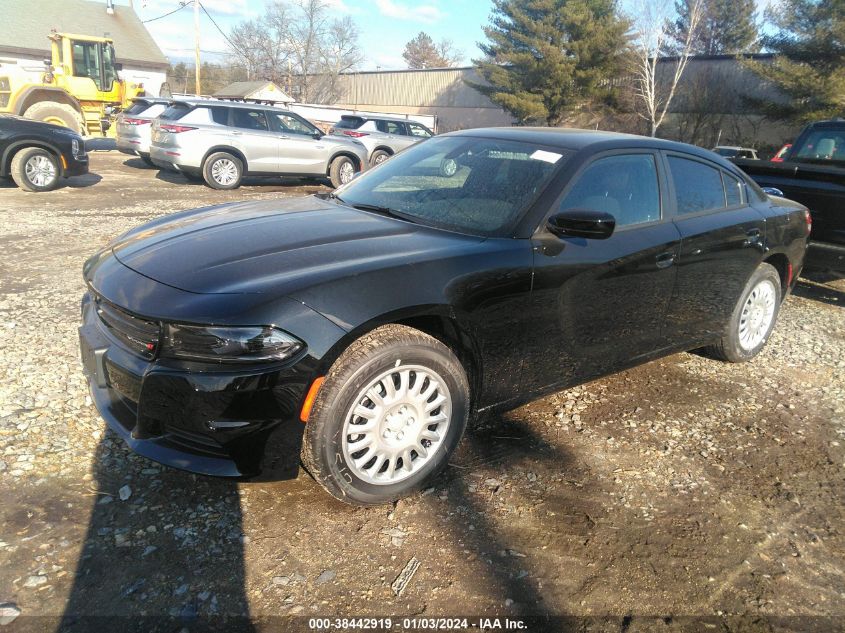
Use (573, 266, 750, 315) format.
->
(79, 128, 810, 505)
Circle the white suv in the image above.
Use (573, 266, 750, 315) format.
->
(329, 115, 434, 166)
(150, 100, 369, 189)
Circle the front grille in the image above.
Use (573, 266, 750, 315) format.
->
(95, 295, 161, 359)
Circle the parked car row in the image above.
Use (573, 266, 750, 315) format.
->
(113, 98, 435, 190)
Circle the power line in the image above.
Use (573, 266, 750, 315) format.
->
(142, 2, 189, 23)
(198, 1, 247, 58)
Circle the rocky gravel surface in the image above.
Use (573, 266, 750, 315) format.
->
(0, 151, 843, 632)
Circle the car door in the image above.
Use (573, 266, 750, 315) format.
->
(523, 151, 682, 394)
(229, 108, 279, 173)
(269, 112, 328, 175)
(379, 120, 417, 151)
(661, 152, 767, 344)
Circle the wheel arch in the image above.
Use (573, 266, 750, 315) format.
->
(201, 146, 249, 173)
(326, 151, 362, 175)
(372, 146, 394, 156)
(1, 140, 63, 177)
(312, 306, 483, 413)
(762, 252, 792, 295)
(14, 87, 83, 117)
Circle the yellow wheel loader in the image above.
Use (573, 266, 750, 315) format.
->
(0, 31, 146, 136)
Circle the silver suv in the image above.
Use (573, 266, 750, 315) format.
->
(116, 97, 171, 166)
(150, 100, 368, 189)
(329, 115, 434, 166)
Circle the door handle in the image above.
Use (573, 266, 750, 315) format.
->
(231, 131, 242, 136)
(655, 252, 676, 269)
(278, 135, 290, 139)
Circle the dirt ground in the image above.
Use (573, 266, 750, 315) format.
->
(0, 149, 843, 632)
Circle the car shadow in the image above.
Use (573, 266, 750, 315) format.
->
(153, 169, 330, 192)
(793, 278, 844, 308)
(122, 158, 156, 170)
(65, 173, 103, 189)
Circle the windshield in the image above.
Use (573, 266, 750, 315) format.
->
(335, 136, 569, 236)
(714, 147, 738, 157)
(793, 127, 845, 163)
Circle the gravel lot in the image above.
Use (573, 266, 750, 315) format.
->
(0, 150, 844, 631)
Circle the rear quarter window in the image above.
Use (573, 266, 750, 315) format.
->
(124, 102, 151, 115)
(141, 103, 167, 118)
(178, 107, 220, 125)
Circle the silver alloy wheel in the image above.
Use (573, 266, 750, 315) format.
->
(25, 154, 57, 187)
(374, 153, 388, 164)
(211, 158, 238, 185)
(339, 160, 355, 184)
(738, 278, 777, 351)
(341, 364, 452, 485)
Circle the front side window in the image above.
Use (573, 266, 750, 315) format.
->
(667, 155, 725, 215)
(409, 122, 433, 138)
(232, 109, 269, 131)
(274, 113, 316, 136)
(72, 41, 102, 89)
(336, 136, 569, 236)
(559, 154, 661, 227)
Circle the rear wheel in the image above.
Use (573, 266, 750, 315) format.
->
(706, 263, 782, 362)
(10, 147, 60, 192)
(23, 101, 84, 134)
(370, 149, 391, 167)
(302, 325, 469, 505)
(329, 155, 357, 188)
(203, 152, 242, 189)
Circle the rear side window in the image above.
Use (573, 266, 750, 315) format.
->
(667, 156, 725, 214)
(160, 104, 191, 120)
(335, 116, 364, 130)
(376, 120, 407, 134)
(232, 109, 269, 131)
(560, 154, 661, 227)
(178, 107, 221, 125)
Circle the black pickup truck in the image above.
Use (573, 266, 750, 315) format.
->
(735, 120, 845, 274)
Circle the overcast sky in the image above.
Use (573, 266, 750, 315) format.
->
(132, 0, 776, 71)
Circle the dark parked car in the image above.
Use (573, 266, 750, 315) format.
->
(0, 114, 88, 192)
(736, 119, 845, 273)
(79, 128, 809, 505)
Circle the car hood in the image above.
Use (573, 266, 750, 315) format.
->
(110, 196, 482, 296)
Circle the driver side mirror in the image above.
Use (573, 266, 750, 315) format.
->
(548, 209, 616, 240)
(312, 131, 324, 139)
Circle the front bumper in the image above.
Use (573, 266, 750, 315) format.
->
(63, 154, 88, 178)
(78, 294, 310, 478)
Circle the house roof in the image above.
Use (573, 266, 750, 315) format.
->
(213, 81, 293, 102)
(0, 0, 168, 71)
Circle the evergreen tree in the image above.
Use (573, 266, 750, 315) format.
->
(664, 0, 758, 55)
(746, 0, 845, 122)
(474, 0, 629, 125)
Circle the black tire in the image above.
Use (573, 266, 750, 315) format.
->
(329, 155, 358, 188)
(302, 324, 470, 506)
(10, 147, 60, 192)
(369, 149, 391, 167)
(23, 101, 84, 134)
(202, 152, 243, 189)
(706, 262, 782, 363)
(140, 154, 155, 167)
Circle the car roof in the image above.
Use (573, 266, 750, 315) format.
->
(168, 99, 294, 114)
(132, 97, 171, 105)
(806, 119, 845, 129)
(447, 127, 721, 155)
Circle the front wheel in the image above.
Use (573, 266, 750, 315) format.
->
(10, 147, 60, 192)
(302, 325, 469, 505)
(706, 262, 782, 362)
(203, 152, 243, 189)
(329, 155, 358, 188)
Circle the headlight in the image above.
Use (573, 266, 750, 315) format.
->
(161, 324, 303, 363)
(71, 138, 81, 157)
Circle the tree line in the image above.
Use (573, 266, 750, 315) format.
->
(174, 0, 841, 137)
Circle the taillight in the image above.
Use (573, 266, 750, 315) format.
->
(160, 124, 197, 133)
(803, 209, 812, 234)
(124, 117, 151, 126)
(342, 130, 368, 138)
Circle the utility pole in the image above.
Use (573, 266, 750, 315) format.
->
(194, 0, 201, 96)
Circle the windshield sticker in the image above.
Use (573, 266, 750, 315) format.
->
(530, 150, 563, 164)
